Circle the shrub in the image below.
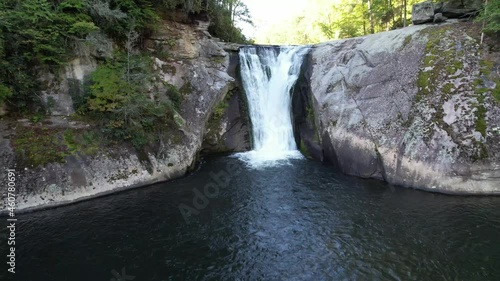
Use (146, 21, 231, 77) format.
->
(86, 62, 132, 112)
(83, 54, 178, 148)
(0, 84, 12, 106)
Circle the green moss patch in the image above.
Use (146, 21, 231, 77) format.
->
(12, 126, 100, 168)
(401, 35, 412, 50)
(63, 129, 100, 155)
(474, 95, 487, 138)
(299, 139, 311, 158)
(13, 127, 67, 167)
(180, 81, 194, 96)
(477, 58, 500, 103)
(416, 26, 458, 103)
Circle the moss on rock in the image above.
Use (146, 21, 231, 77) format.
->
(12, 126, 100, 168)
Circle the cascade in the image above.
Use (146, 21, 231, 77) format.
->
(236, 46, 308, 166)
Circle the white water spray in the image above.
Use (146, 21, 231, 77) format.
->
(236, 46, 308, 166)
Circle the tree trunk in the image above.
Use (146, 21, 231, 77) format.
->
(390, 0, 395, 29)
(368, 0, 375, 33)
(229, 0, 233, 23)
(403, 0, 407, 27)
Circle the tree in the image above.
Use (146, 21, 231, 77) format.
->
(477, 0, 500, 34)
(225, 0, 252, 25)
(207, 0, 251, 43)
(0, 0, 251, 112)
(316, 0, 368, 39)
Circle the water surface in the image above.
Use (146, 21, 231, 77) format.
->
(2, 157, 500, 281)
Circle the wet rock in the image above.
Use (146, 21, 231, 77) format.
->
(202, 89, 252, 153)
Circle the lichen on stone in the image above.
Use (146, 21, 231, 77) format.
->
(413, 25, 492, 161)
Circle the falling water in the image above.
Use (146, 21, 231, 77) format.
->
(236, 46, 308, 166)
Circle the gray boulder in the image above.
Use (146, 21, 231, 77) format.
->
(433, 13, 447, 23)
(413, 0, 482, 25)
(412, 1, 435, 24)
(295, 23, 500, 194)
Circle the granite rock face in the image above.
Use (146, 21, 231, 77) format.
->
(0, 20, 250, 212)
(412, 1, 436, 25)
(294, 23, 500, 194)
(39, 31, 114, 116)
(202, 52, 252, 154)
(412, 0, 482, 25)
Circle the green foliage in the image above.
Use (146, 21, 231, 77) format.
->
(257, 0, 421, 44)
(0, 0, 104, 110)
(97, 0, 159, 40)
(0, 84, 12, 106)
(81, 53, 179, 148)
(13, 127, 68, 167)
(69, 21, 99, 37)
(63, 129, 100, 155)
(208, 0, 251, 43)
(476, 0, 500, 34)
(0, 0, 249, 111)
(318, 3, 366, 39)
(87, 62, 131, 112)
(166, 83, 182, 110)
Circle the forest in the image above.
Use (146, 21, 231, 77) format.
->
(257, 0, 499, 44)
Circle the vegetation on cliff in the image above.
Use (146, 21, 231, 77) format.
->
(0, 0, 250, 112)
(0, 0, 251, 154)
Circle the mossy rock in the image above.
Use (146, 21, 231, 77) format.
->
(12, 126, 100, 168)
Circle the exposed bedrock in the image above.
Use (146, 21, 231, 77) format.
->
(293, 23, 500, 194)
(0, 20, 250, 212)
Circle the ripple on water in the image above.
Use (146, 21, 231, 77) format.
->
(5, 156, 500, 281)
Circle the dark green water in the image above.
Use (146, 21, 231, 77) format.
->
(2, 156, 500, 281)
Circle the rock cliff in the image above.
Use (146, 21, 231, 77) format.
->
(0, 19, 250, 212)
(294, 22, 500, 194)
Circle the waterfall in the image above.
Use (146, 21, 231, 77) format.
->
(236, 46, 308, 166)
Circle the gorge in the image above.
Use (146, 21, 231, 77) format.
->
(0, 6, 500, 279)
(1, 20, 499, 214)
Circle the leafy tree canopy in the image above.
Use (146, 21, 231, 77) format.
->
(256, 0, 422, 44)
